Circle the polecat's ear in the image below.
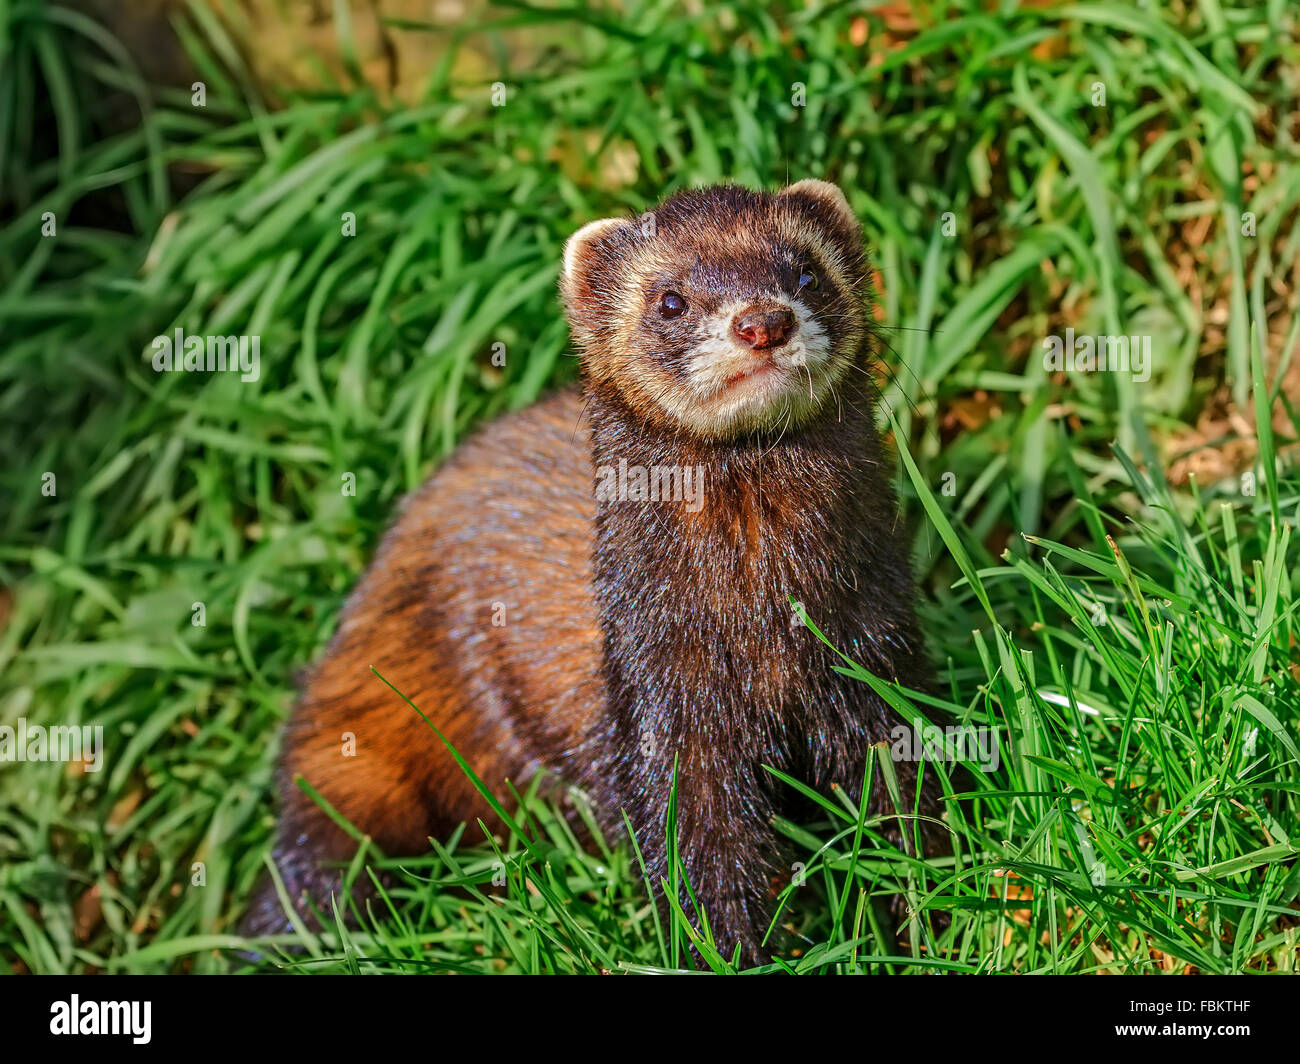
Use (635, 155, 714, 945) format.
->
(561, 217, 626, 291)
(779, 179, 859, 230)
(560, 216, 630, 347)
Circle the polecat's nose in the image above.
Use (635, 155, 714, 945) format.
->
(731, 306, 796, 350)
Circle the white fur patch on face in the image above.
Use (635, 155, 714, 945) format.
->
(657, 293, 846, 437)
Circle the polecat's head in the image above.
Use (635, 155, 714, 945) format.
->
(560, 180, 871, 440)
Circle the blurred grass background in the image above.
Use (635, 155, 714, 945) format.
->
(1, 0, 1298, 973)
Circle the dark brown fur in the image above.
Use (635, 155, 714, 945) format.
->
(245, 183, 947, 962)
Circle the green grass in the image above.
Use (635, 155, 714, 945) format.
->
(1, 0, 1298, 973)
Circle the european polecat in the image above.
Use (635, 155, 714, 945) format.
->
(244, 180, 946, 963)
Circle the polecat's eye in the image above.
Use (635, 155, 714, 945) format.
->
(659, 291, 688, 318)
(798, 267, 819, 290)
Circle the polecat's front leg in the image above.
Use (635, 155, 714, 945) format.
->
(599, 710, 788, 966)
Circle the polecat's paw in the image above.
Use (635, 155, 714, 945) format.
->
(238, 872, 296, 942)
(237, 844, 346, 947)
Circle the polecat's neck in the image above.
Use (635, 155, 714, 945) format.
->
(582, 372, 925, 688)
(585, 380, 870, 542)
